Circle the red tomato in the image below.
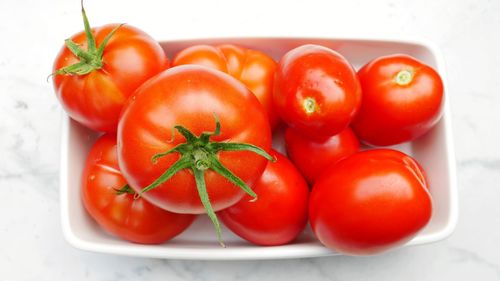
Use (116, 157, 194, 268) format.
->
(309, 149, 432, 255)
(82, 134, 195, 244)
(285, 127, 360, 184)
(273, 44, 362, 138)
(118, 65, 272, 242)
(218, 150, 309, 246)
(352, 54, 444, 146)
(172, 44, 279, 129)
(53, 7, 168, 132)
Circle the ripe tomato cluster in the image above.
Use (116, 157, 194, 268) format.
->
(53, 6, 443, 255)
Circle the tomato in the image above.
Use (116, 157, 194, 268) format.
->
(352, 54, 444, 146)
(309, 149, 432, 255)
(172, 44, 279, 129)
(273, 44, 362, 138)
(81, 134, 195, 244)
(118, 65, 272, 243)
(53, 6, 168, 132)
(218, 150, 309, 246)
(285, 127, 359, 184)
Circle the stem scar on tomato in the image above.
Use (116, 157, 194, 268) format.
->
(302, 97, 317, 115)
(138, 114, 274, 247)
(52, 1, 124, 77)
(394, 69, 414, 86)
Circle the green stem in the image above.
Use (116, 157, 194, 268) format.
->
(151, 145, 183, 164)
(81, 1, 96, 53)
(114, 184, 135, 195)
(64, 39, 91, 61)
(193, 167, 225, 247)
(138, 115, 272, 246)
(140, 156, 192, 195)
(96, 24, 124, 59)
(174, 125, 198, 143)
(210, 142, 274, 162)
(208, 156, 257, 199)
(199, 114, 221, 143)
(53, 2, 124, 76)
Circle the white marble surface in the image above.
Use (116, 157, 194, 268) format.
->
(1, 0, 499, 280)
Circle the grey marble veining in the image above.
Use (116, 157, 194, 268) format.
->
(1, 0, 499, 280)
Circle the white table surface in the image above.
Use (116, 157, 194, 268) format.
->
(1, 0, 499, 280)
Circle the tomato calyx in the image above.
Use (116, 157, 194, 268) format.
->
(114, 184, 135, 195)
(394, 69, 414, 86)
(54, 2, 124, 76)
(138, 115, 274, 246)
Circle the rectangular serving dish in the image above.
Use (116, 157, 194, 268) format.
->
(60, 37, 458, 260)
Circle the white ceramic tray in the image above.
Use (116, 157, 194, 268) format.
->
(60, 37, 458, 260)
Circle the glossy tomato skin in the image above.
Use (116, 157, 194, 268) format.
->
(53, 24, 169, 132)
(309, 149, 432, 255)
(172, 44, 279, 129)
(352, 54, 444, 146)
(82, 134, 195, 244)
(218, 150, 309, 246)
(118, 65, 272, 214)
(172, 45, 228, 72)
(285, 127, 359, 184)
(273, 44, 362, 139)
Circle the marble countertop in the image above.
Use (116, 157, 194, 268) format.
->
(1, 0, 499, 280)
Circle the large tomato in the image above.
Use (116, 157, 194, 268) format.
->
(82, 134, 195, 244)
(172, 44, 279, 129)
(285, 127, 359, 184)
(117, 65, 272, 243)
(218, 150, 309, 246)
(352, 54, 444, 146)
(273, 44, 362, 138)
(53, 6, 168, 132)
(309, 149, 432, 255)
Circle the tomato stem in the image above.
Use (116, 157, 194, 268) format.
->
(139, 115, 273, 246)
(114, 184, 135, 195)
(53, 2, 124, 76)
(193, 167, 225, 247)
